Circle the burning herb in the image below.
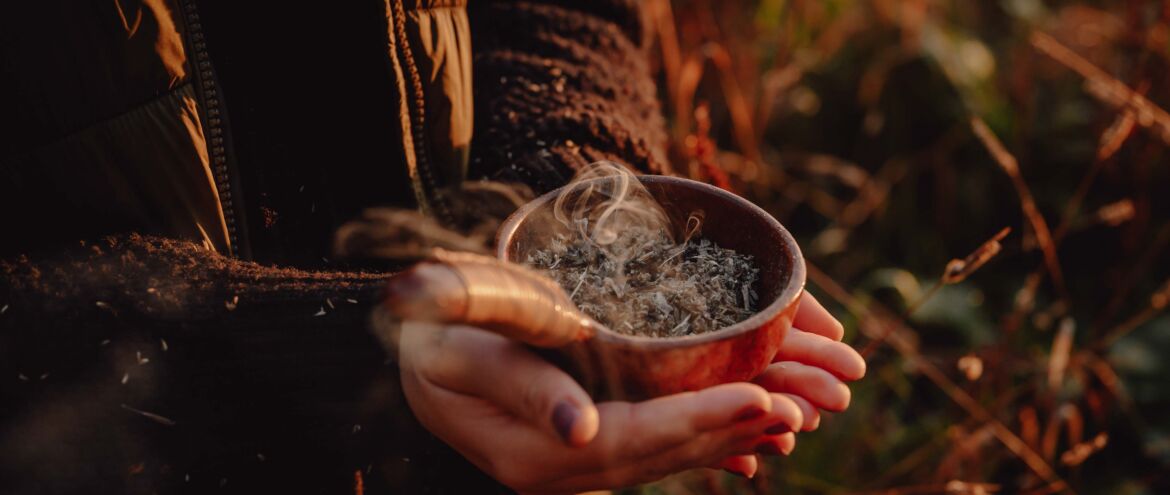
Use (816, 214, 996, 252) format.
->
(528, 233, 759, 337)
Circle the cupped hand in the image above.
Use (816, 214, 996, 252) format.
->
(397, 322, 806, 493)
(758, 291, 866, 429)
(706, 292, 866, 475)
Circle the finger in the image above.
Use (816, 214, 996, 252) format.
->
(762, 393, 804, 435)
(590, 382, 774, 461)
(555, 416, 775, 491)
(571, 425, 796, 491)
(773, 328, 866, 380)
(407, 323, 600, 447)
(782, 393, 820, 431)
(623, 393, 801, 480)
(517, 383, 777, 491)
(792, 292, 844, 341)
(713, 455, 758, 479)
(754, 361, 852, 412)
(753, 432, 796, 457)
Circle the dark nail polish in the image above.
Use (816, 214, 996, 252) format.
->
(734, 406, 766, 422)
(552, 401, 578, 442)
(755, 442, 783, 456)
(764, 423, 790, 435)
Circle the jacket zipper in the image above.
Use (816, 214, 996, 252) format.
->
(179, 0, 243, 257)
(390, 0, 454, 225)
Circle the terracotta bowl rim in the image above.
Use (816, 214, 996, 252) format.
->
(496, 174, 806, 350)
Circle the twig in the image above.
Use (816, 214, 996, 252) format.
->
(1099, 276, 1170, 348)
(1030, 31, 1170, 145)
(1095, 221, 1170, 330)
(970, 117, 1068, 300)
(859, 228, 1010, 358)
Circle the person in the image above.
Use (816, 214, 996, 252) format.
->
(0, 0, 865, 493)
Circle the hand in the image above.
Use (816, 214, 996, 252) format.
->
(759, 291, 865, 429)
(705, 292, 865, 477)
(396, 322, 806, 493)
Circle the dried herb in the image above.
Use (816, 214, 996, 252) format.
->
(527, 232, 760, 337)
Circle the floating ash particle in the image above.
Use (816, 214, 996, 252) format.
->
(352, 424, 362, 434)
(39, 373, 49, 380)
(160, 339, 169, 352)
(1, 304, 8, 314)
(100, 339, 111, 346)
(95, 301, 117, 315)
(121, 373, 130, 385)
(225, 295, 239, 311)
(257, 453, 266, 462)
(346, 298, 359, 304)
(314, 307, 327, 317)
(325, 298, 335, 309)
(18, 373, 28, 381)
(136, 351, 150, 365)
(121, 404, 176, 426)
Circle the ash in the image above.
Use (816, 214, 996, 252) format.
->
(527, 233, 760, 337)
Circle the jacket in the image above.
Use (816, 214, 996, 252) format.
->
(0, 0, 669, 493)
(1, 0, 473, 263)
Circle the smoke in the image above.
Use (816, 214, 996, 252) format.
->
(549, 162, 682, 283)
(526, 162, 760, 338)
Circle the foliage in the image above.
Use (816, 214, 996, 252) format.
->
(635, 0, 1170, 493)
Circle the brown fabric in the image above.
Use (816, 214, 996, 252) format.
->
(3, 85, 230, 254)
(0, 0, 231, 255)
(0, 0, 191, 150)
(0, 235, 505, 494)
(405, 1, 474, 195)
(468, 0, 670, 193)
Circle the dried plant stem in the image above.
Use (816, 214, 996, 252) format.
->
(1095, 221, 1170, 330)
(808, 263, 1070, 492)
(1030, 31, 1170, 145)
(970, 117, 1068, 300)
(860, 227, 1009, 358)
(1099, 277, 1170, 348)
(674, 42, 762, 164)
(647, 0, 682, 108)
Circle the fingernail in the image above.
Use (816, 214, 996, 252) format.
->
(754, 442, 783, 456)
(764, 423, 791, 435)
(552, 401, 578, 443)
(781, 439, 795, 456)
(734, 406, 766, 422)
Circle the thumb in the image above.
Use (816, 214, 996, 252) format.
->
(416, 324, 600, 447)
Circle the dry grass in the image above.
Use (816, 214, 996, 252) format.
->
(630, 0, 1170, 493)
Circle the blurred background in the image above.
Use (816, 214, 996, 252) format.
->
(635, 0, 1170, 493)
